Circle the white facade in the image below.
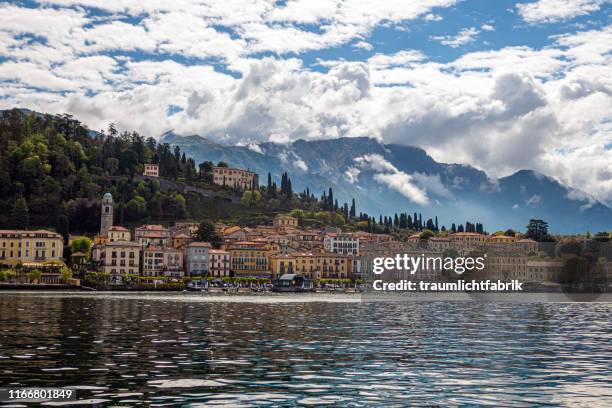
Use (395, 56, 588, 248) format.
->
(324, 233, 360, 256)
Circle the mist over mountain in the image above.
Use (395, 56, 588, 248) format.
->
(163, 132, 612, 234)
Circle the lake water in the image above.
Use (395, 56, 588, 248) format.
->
(0, 292, 610, 406)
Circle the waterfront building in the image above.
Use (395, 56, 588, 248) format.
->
(0, 229, 64, 268)
(209, 249, 230, 277)
(142, 246, 184, 276)
(142, 246, 164, 276)
(107, 226, 130, 242)
(184, 242, 211, 276)
(229, 241, 270, 278)
(100, 241, 140, 276)
(163, 246, 184, 277)
(135, 224, 171, 248)
(212, 166, 258, 190)
(323, 233, 360, 256)
(292, 252, 352, 280)
(100, 192, 113, 237)
(143, 163, 159, 177)
(269, 254, 296, 278)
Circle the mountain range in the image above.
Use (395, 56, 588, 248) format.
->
(162, 131, 612, 234)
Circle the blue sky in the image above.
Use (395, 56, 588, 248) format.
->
(0, 0, 611, 206)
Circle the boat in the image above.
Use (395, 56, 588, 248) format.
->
(272, 274, 315, 293)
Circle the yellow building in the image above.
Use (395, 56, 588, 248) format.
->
(450, 232, 487, 247)
(212, 167, 258, 190)
(229, 241, 270, 278)
(93, 235, 108, 245)
(100, 241, 140, 275)
(0, 229, 64, 268)
(488, 234, 515, 244)
(269, 254, 296, 278)
(172, 233, 191, 249)
(293, 252, 352, 280)
(108, 226, 131, 242)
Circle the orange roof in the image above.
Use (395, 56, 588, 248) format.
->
(223, 226, 242, 235)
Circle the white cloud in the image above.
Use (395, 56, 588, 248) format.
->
(526, 194, 542, 206)
(481, 23, 495, 31)
(354, 154, 430, 205)
(516, 0, 606, 24)
(345, 166, 361, 184)
(373, 173, 430, 205)
(432, 27, 480, 48)
(247, 143, 263, 153)
(0, 3, 611, 208)
(424, 13, 443, 21)
(353, 41, 373, 51)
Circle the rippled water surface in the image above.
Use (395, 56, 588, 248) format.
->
(0, 292, 610, 406)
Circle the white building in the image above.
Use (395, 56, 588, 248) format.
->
(323, 233, 360, 256)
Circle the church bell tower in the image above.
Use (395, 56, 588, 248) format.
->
(100, 192, 113, 237)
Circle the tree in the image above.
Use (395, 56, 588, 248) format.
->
(11, 196, 29, 229)
(126, 196, 147, 221)
(217, 161, 228, 168)
(241, 190, 261, 207)
(60, 266, 73, 283)
(504, 229, 516, 237)
(27, 268, 42, 283)
(70, 236, 93, 257)
(420, 229, 434, 240)
(525, 219, 553, 242)
(194, 220, 221, 247)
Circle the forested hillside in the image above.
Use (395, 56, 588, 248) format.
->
(0, 109, 199, 235)
(0, 108, 489, 240)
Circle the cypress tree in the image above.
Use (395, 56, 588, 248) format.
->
(12, 195, 29, 229)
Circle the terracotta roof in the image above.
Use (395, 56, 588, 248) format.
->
(187, 242, 211, 247)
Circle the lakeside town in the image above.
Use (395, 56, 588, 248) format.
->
(1, 162, 611, 293)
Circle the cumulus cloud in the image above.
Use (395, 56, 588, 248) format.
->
(424, 13, 443, 21)
(0, 2, 611, 208)
(516, 0, 606, 24)
(353, 41, 373, 51)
